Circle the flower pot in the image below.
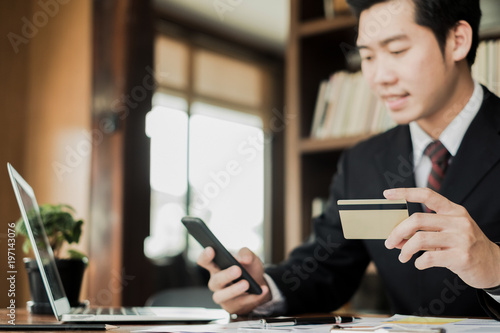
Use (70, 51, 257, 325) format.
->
(24, 257, 88, 314)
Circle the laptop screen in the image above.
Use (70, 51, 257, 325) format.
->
(8, 164, 71, 319)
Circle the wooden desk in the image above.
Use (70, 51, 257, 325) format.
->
(0, 308, 204, 332)
(1, 309, 382, 332)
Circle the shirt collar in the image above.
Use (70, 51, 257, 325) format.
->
(410, 81, 483, 167)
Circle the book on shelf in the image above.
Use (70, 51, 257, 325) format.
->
(472, 39, 500, 96)
(323, 0, 351, 18)
(310, 81, 330, 138)
(310, 71, 395, 139)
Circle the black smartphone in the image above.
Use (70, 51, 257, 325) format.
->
(181, 216, 263, 295)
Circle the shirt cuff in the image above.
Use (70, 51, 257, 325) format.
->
(252, 273, 287, 316)
(484, 242, 500, 303)
(485, 285, 500, 303)
(486, 293, 500, 304)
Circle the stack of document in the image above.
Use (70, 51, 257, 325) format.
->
(332, 314, 500, 333)
(135, 315, 500, 333)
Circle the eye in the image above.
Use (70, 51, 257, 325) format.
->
(360, 54, 374, 62)
(391, 49, 408, 55)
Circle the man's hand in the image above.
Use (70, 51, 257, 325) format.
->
(197, 247, 271, 315)
(384, 187, 500, 289)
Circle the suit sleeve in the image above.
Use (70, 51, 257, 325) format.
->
(265, 151, 371, 315)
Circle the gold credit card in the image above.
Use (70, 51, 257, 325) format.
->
(337, 199, 408, 239)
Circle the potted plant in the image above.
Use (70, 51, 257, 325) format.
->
(16, 203, 88, 314)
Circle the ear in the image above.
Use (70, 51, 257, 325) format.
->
(449, 20, 473, 62)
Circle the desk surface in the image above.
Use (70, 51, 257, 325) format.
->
(1, 308, 223, 333)
(4, 309, 496, 333)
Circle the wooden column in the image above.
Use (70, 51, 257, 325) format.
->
(284, 0, 303, 254)
(90, 0, 154, 306)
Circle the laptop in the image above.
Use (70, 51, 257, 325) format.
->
(7, 163, 229, 323)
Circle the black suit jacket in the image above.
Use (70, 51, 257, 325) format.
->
(266, 86, 500, 317)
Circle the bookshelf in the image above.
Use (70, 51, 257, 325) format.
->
(284, 0, 500, 253)
(284, 0, 363, 252)
(300, 134, 375, 154)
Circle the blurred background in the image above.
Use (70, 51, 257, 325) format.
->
(0, 0, 286, 309)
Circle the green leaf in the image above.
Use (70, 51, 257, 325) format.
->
(15, 216, 27, 236)
(14, 203, 86, 258)
(67, 249, 88, 261)
(72, 220, 83, 244)
(22, 239, 31, 254)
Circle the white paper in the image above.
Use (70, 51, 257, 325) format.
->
(133, 315, 500, 333)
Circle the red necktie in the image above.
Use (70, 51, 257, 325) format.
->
(424, 140, 451, 192)
(423, 140, 450, 212)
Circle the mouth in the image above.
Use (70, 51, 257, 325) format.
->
(382, 93, 410, 111)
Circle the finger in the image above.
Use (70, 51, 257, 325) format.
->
(221, 285, 270, 315)
(196, 247, 220, 274)
(208, 265, 242, 292)
(383, 188, 456, 214)
(230, 285, 270, 311)
(414, 249, 453, 270)
(212, 278, 250, 304)
(385, 213, 447, 249)
(398, 231, 453, 263)
(391, 238, 409, 250)
(237, 247, 254, 265)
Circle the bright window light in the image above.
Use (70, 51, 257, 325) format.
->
(147, 106, 188, 196)
(188, 102, 264, 262)
(144, 94, 188, 260)
(144, 94, 265, 263)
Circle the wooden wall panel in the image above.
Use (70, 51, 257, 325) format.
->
(0, 0, 92, 308)
(0, 0, 32, 309)
(25, 0, 92, 246)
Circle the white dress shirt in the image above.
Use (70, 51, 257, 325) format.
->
(410, 80, 483, 188)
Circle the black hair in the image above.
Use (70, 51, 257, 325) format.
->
(346, 0, 482, 66)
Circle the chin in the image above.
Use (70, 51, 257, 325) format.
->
(388, 112, 414, 125)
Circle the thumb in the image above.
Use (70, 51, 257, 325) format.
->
(237, 247, 254, 265)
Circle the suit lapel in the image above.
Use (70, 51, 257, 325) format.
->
(374, 125, 421, 214)
(440, 88, 500, 205)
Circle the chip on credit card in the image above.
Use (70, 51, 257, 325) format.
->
(337, 199, 408, 239)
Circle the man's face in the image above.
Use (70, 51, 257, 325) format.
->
(357, 0, 458, 126)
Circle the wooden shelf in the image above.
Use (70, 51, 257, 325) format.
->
(299, 16, 357, 37)
(300, 133, 377, 154)
(480, 26, 500, 39)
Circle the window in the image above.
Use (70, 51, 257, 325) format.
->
(144, 34, 271, 263)
(188, 103, 264, 261)
(145, 96, 265, 262)
(144, 95, 188, 261)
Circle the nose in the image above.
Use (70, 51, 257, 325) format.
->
(368, 57, 398, 87)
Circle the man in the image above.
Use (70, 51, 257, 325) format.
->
(198, 0, 500, 318)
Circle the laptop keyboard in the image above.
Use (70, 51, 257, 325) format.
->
(71, 307, 155, 316)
